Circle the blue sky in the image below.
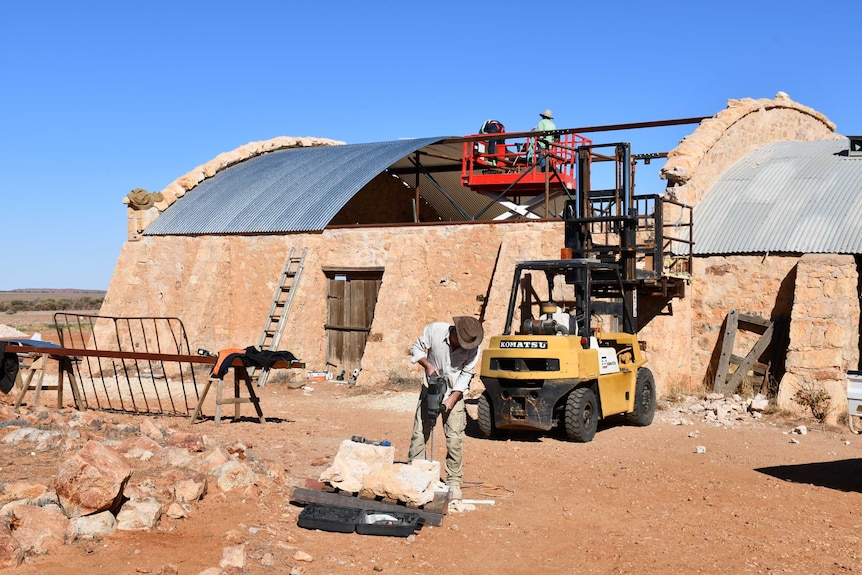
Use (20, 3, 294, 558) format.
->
(1, 1, 859, 291)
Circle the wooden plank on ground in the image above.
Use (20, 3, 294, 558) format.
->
(289, 487, 446, 527)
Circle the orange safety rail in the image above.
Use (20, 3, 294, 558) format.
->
(462, 132, 592, 196)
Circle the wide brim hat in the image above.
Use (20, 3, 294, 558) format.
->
(540, 109, 554, 119)
(453, 316, 484, 349)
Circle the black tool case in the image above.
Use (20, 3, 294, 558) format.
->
(297, 503, 423, 537)
(355, 509, 423, 537)
(297, 503, 362, 533)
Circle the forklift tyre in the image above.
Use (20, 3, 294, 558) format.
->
(626, 367, 656, 427)
(564, 386, 598, 442)
(477, 393, 499, 439)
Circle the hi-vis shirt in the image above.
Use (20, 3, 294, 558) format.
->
(409, 322, 479, 397)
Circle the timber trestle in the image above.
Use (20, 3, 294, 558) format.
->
(190, 366, 265, 427)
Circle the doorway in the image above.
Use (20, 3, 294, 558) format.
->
(324, 268, 384, 374)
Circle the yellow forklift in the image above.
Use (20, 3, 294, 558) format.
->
(478, 258, 654, 442)
(478, 142, 665, 442)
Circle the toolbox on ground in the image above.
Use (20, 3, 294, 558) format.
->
(297, 503, 362, 533)
(297, 503, 423, 537)
(355, 509, 423, 537)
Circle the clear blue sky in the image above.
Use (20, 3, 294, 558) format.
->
(1, 1, 859, 291)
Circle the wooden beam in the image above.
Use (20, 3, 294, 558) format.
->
(723, 324, 774, 395)
(729, 355, 768, 375)
(713, 309, 738, 394)
(738, 313, 771, 332)
(2, 343, 303, 369)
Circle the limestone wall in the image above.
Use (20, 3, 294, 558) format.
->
(100, 221, 577, 389)
(777, 254, 860, 423)
(661, 92, 842, 206)
(104, 93, 857, 405)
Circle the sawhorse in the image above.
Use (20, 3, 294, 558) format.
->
(190, 365, 264, 426)
(14, 354, 84, 411)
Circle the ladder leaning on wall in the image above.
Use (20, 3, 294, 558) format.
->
(250, 247, 307, 388)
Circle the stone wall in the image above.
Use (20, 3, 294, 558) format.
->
(100, 221, 574, 389)
(104, 92, 858, 405)
(777, 254, 860, 423)
(661, 92, 841, 206)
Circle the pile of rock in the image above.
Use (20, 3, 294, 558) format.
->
(658, 392, 771, 428)
(0, 406, 280, 569)
(318, 439, 440, 506)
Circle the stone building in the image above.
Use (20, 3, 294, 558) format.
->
(100, 93, 861, 422)
(654, 92, 859, 421)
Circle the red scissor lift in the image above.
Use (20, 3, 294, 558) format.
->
(461, 132, 593, 197)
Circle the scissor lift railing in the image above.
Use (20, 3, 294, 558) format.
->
(461, 132, 592, 196)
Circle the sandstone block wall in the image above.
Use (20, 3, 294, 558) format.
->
(661, 92, 841, 206)
(104, 92, 859, 408)
(100, 221, 577, 390)
(777, 254, 859, 423)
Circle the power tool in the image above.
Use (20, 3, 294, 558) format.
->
(425, 375, 447, 461)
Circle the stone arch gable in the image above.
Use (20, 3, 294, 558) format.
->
(660, 92, 841, 206)
(123, 136, 344, 240)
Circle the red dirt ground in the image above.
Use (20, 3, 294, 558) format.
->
(0, 372, 861, 575)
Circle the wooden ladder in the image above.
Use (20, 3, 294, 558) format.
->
(251, 247, 307, 387)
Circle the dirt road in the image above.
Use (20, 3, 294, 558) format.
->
(1, 378, 861, 575)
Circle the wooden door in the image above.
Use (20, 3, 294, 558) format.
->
(324, 269, 383, 374)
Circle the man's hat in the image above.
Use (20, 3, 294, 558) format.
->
(540, 109, 554, 119)
(453, 316, 484, 349)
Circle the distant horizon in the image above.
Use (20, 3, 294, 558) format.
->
(0, 288, 107, 293)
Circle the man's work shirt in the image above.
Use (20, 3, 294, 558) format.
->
(535, 117, 556, 148)
(409, 322, 479, 397)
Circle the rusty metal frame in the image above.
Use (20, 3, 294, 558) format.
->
(52, 313, 206, 416)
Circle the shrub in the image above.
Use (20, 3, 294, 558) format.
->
(792, 384, 833, 423)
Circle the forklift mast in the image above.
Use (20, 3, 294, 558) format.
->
(564, 143, 639, 332)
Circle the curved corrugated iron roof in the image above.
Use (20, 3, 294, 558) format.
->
(693, 139, 862, 255)
(144, 137, 448, 236)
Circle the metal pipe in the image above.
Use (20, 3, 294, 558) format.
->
(445, 116, 709, 144)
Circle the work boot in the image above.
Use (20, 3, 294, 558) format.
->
(449, 484, 462, 501)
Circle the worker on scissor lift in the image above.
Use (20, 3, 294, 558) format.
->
(475, 119, 505, 166)
(529, 109, 556, 169)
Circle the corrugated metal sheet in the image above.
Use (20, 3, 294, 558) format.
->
(693, 139, 862, 255)
(144, 137, 447, 236)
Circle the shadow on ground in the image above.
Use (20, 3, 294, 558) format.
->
(755, 458, 862, 493)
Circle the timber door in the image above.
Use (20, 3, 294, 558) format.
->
(324, 269, 383, 373)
